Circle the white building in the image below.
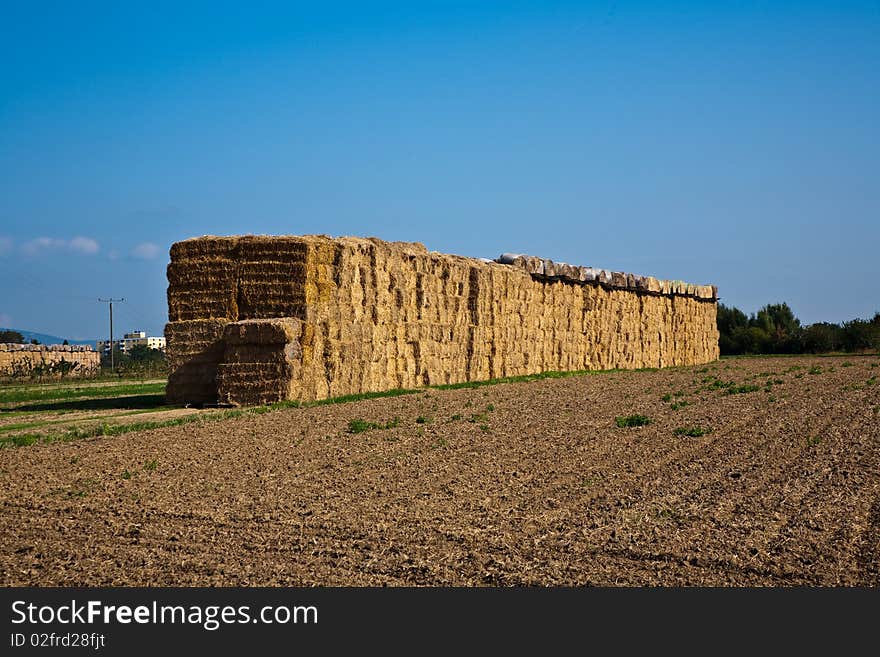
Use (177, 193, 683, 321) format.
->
(98, 330, 166, 354)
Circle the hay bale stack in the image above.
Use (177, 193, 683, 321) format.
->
(0, 344, 101, 380)
(167, 237, 241, 322)
(217, 318, 303, 406)
(164, 319, 227, 404)
(165, 234, 719, 405)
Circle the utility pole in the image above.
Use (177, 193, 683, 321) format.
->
(98, 298, 124, 372)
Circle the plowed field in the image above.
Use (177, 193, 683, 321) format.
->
(2, 356, 878, 585)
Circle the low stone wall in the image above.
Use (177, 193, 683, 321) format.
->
(0, 344, 101, 379)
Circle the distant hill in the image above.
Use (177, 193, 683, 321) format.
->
(0, 328, 95, 346)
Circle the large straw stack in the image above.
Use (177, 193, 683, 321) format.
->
(0, 344, 100, 380)
(165, 235, 719, 405)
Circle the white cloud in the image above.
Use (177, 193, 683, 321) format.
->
(21, 236, 100, 256)
(0, 237, 11, 255)
(131, 242, 160, 259)
(69, 236, 100, 255)
(22, 237, 63, 255)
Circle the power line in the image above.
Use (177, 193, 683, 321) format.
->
(98, 298, 124, 371)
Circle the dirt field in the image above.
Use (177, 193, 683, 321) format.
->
(1, 355, 878, 586)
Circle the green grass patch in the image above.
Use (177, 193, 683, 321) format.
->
(615, 414, 651, 428)
(661, 393, 672, 402)
(347, 416, 401, 434)
(725, 384, 761, 395)
(806, 435, 822, 447)
(674, 425, 711, 437)
(0, 405, 179, 435)
(0, 382, 165, 405)
(5, 433, 40, 447)
(0, 407, 268, 449)
(266, 366, 629, 411)
(670, 400, 689, 410)
(0, 420, 50, 433)
(808, 366, 823, 375)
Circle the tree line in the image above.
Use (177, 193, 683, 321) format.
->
(717, 303, 880, 355)
(0, 330, 42, 345)
(99, 345, 167, 378)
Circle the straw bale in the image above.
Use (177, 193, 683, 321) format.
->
(169, 236, 240, 260)
(213, 318, 304, 405)
(223, 318, 302, 346)
(164, 320, 227, 402)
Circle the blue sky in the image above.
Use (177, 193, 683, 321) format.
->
(1, 1, 878, 340)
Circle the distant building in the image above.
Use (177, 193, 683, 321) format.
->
(97, 330, 166, 354)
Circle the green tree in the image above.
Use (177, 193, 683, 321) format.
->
(736, 326, 772, 354)
(0, 330, 25, 343)
(100, 347, 129, 371)
(802, 323, 843, 353)
(752, 303, 802, 353)
(128, 344, 165, 363)
(717, 304, 750, 355)
(717, 304, 749, 334)
(841, 319, 880, 352)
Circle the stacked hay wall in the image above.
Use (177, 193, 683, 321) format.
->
(166, 235, 719, 405)
(0, 344, 100, 380)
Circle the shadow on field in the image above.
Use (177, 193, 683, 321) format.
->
(3, 394, 171, 413)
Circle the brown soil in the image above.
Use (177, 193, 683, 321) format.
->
(1, 356, 878, 586)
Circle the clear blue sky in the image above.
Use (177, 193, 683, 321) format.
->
(1, 1, 877, 341)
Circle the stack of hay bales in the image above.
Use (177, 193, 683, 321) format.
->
(165, 236, 313, 404)
(0, 344, 101, 379)
(164, 319, 227, 404)
(165, 235, 719, 406)
(217, 318, 303, 406)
